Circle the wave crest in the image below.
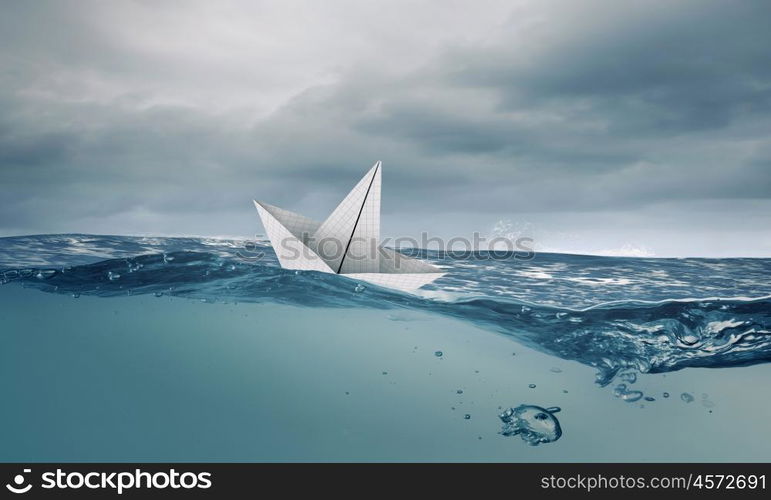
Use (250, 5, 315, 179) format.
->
(4, 248, 771, 382)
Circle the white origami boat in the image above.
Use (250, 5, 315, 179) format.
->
(253, 161, 445, 291)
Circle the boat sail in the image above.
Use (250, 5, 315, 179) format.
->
(253, 161, 445, 291)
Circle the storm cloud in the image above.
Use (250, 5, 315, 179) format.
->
(1, 0, 770, 256)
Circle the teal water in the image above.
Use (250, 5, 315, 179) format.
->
(2, 287, 770, 461)
(1, 235, 770, 461)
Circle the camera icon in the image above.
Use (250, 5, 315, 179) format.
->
(5, 469, 32, 494)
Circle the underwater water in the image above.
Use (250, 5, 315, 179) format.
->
(1, 234, 770, 461)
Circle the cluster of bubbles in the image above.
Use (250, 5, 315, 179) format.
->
(609, 371, 716, 412)
(499, 405, 562, 446)
(613, 383, 644, 402)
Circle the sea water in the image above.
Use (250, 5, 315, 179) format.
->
(1, 234, 770, 461)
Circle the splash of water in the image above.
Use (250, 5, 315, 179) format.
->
(499, 405, 563, 446)
(2, 234, 771, 383)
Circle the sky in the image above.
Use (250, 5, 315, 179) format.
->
(1, 0, 770, 257)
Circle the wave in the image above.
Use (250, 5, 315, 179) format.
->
(3, 243, 770, 384)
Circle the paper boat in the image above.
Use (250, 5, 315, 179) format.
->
(253, 161, 445, 291)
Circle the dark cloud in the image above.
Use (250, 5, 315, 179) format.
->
(0, 0, 769, 255)
(444, 1, 771, 135)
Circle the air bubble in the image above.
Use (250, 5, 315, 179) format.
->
(613, 383, 643, 402)
(622, 391, 643, 402)
(499, 405, 562, 446)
